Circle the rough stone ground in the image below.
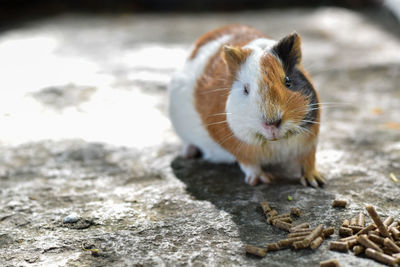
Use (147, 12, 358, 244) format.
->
(0, 7, 400, 267)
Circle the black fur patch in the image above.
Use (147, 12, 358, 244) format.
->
(288, 69, 319, 129)
(272, 36, 318, 129)
(272, 33, 301, 73)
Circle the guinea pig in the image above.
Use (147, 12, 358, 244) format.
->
(168, 24, 324, 187)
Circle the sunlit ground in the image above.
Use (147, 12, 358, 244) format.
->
(0, 32, 187, 148)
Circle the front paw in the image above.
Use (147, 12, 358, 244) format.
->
(240, 163, 273, 186)
(245, 172, 273, 186)
(244, 173, 259, 186)
(300, 170, 325, 188)
(181, 144, 201, 159)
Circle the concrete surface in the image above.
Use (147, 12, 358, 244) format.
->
(0, 7, 399, 267)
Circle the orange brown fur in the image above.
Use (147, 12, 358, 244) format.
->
(190, 24, 265, 59)
(222, 46, 252, 78)
(259, 54, 312, 134)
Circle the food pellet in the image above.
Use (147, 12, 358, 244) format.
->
(353, 245, 365, 255)
(383, 247, 395, 256)
(290, 223, 310, 232)
(357, 234, 383, 253)
(290, 227, 312, 233)
(273, 220, 293, 232)
(339, 227, 353, 237)
(388, 222, 399, 231)
(293, 240, 308, 249)
(277, 217, 293, 224)
(311, 236, 324, 250)
(290, 207, 301, 217)
(278, 236, 307, 247)
(260, 201, 271, 214)
(319, 259, 341, 267)
(368, 233, 385, 245)
(347, 238, 358, 249)
(384, 238, 400, 253)
(332, 199, 347, 208)
(369, 230, 381, 236)
(329, 241, 349, 252)
(391, 227, 400, 240)
(365, 205, 390, 237)
(303, 224, 324, 247)
(323, 227, 335, 238)
(357, 223, 377, 236)
(267, 209, 278, 217)
(288, 230, 313, 238)
(342, 219, 349, 228)
(357, 212, 365, 227)
(365, 248, 398, 267)
(350, 217, 357, 226)
(383, 216, 394, 227)
(349, 225, 363, 234)
(245, 244, 267, 257)
(266, 243, 280, 251)
(267, 213, 291, 223)
(339, 235, 357, 242)
(267, 214, 287, 224)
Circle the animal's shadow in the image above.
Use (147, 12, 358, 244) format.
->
(170, 157, 330, 247)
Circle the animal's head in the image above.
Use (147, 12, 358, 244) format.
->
(223, 33, 319, 145)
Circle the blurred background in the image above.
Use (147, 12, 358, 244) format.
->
(0, 0, 399, 148)
(1, 0, 399, 29)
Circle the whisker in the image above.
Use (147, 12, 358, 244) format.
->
(308, 102, 353, 106)
(233, 139, 245, 156)
(218, 133, 236, 146)
(298, 126, 315, 137)
(300, 120, 320, 125)
(205, 120, 228, 127)
(290, 105, 346, 114)
(200, 88, 230, 94)
(221, 91, 232, 97)
(207, 112, 232, 117)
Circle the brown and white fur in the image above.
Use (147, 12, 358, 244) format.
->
(169, 25, 324, 187)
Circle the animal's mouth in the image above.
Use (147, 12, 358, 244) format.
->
(254, 127, 297, 144)
(254, 133, 280, 144)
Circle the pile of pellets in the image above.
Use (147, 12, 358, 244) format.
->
(245, 200, 400, 267)
(331, 204, 400, 267)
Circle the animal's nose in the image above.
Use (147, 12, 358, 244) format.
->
(264, 118, 282, 128)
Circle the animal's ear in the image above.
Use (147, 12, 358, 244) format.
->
(222, 45, 250, 71)
(272, 32, 302, 72)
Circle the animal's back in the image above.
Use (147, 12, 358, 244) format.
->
(168, 25, 265, 162)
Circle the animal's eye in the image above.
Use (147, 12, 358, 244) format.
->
(243, 84, 249, 95)
(284, 76, 292, 88)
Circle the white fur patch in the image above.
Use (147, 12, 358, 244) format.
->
(243, 38, 277, 51)
(226, 39, 271, 145)
(168, 35, 236, 163)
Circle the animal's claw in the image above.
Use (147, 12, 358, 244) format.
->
(301, 170, 325, 188)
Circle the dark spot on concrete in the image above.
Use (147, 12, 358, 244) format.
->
(31, 84, 96, 110)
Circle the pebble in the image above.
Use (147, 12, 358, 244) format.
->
(63, 213, 80, 223)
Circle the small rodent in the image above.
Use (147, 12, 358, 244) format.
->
(168, 24, 324, 187)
